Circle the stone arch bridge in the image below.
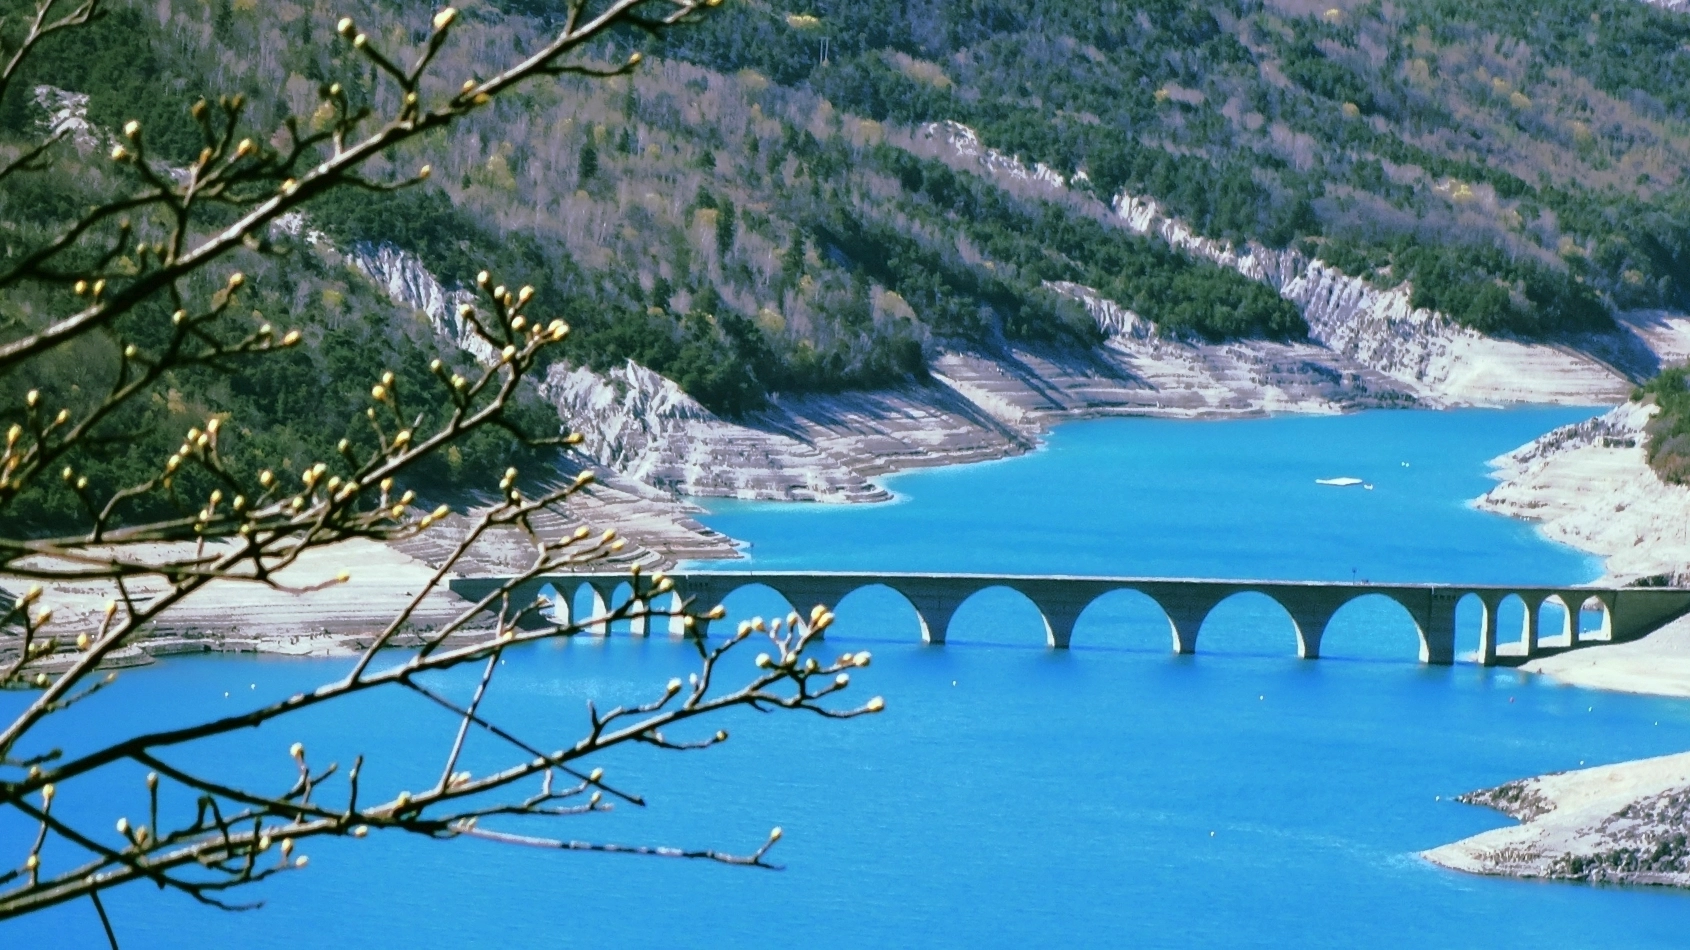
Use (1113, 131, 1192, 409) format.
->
(448, 572, 1690, 667)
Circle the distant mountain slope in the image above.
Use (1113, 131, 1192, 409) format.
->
(647, 0, 1690, 337)
(5, 0, 1688, 522)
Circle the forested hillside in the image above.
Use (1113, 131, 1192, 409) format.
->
(3, 0, 1688, 506)
(650, 0, 1690, 338)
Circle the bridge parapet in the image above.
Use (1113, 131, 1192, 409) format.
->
(446, 573, 1690, 667)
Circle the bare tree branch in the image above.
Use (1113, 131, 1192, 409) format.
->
(0, 0, 881, 938)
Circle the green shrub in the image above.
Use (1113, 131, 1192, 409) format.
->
(1637, 366, 1690, 485)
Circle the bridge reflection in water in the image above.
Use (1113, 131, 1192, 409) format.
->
(448, 572, 1690, 667)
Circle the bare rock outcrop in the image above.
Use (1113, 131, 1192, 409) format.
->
(916, 118, 1638, 407)
(1044, 280, 1152, 340)
(1476, 401, 1690, 583)
(347, 241, 496, 364)
(1113, 192, 1632, 406)
(1425, 751, 1690, 887)
(541, 360, 887, 502)
(32, 85, 99, 150)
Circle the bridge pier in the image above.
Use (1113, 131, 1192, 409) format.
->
(1472, 593, 1499, 666)
(1417, 589, 1459, 665)
(1039, 603, 1085, 649)
(1551, 596, 1575, 647)
(1163, 607, 1205, 655)
(1288, 609, 1334, 659)
(901, 593, 961, 645)
(1588, 593, 1616, 641)
(1286, 589, 1352, 660)
(579, 583, 610, 636)
(1519, 594, 1542, 657)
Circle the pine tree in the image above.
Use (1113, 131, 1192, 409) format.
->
(715, 199, 737, 256)
(578, 141, 599, 182)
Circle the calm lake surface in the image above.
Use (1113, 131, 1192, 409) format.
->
(10, 406, 1690, 948)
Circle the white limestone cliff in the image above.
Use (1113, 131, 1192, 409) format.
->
(346, 241, 497, 364)
(540, 359, 886, 502)
(925, 120, 1072, 190)
(1111, 191, 1630, 405)
(32, 85, 99, 150)
(917, 119, 1635, 407)
(1043, 280, 1152, 340)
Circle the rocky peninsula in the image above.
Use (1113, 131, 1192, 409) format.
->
(1423, 359, 1690, 890)
(1424, 750, 1690, 888)
(1423, 604, 1690, 889)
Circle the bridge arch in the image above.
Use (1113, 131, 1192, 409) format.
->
(1452, 592, 1492, 663)
(606, 580, 642, 635)
(1494, 593, 1530, 660)
(1577, 594, 1614, 642)
(1317, 593, 1425, 662)
(714, 581, 801, 635)
(1068, 588, 1177, 653)
(639, 588, 688, 637)
(825, 583, 930, 644)
(570, 581, 612, 636)
(536, 582, 567, 625)
(1512, 591, 1550, 655)
(943, 584, 1056, 647)
(1196, 591, 1303, 657)
(1538, 594, 1574, 649)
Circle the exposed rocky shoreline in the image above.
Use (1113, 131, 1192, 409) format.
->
(1424, 750, 1690, 888)
(1475, 399, 1690, 586)
(1426, 390, 1690, 890)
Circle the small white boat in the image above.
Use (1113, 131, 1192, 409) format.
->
(1315, 477, 1364, 487)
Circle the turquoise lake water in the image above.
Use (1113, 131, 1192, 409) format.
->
(9, 406, 1690, 948)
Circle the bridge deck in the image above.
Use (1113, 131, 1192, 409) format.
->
(448, 572, 1690, 667)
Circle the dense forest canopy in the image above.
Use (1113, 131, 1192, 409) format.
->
(646, 0, 1690, 337)
(4, 0, 1689, 509)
